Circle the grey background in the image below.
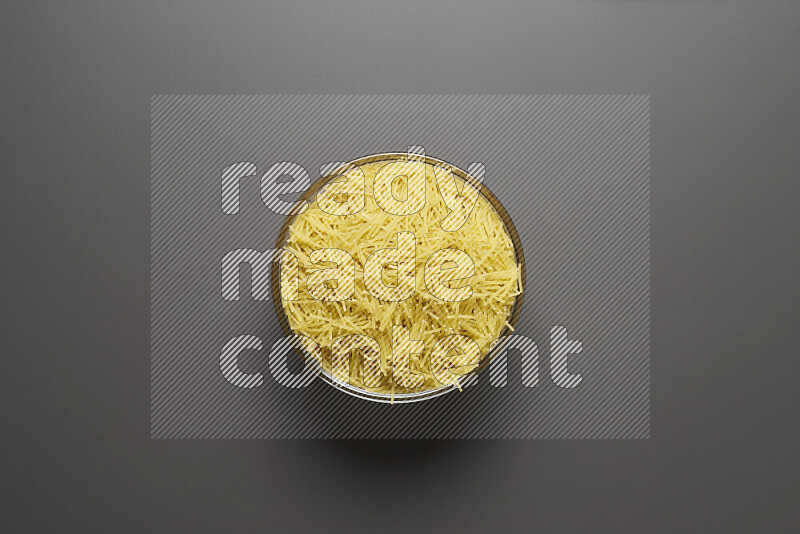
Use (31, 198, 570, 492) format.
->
(151, 95, 649, 438)
(1, 0, 798, 531)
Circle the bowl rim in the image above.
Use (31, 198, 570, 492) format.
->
(270, 152, 526, 403)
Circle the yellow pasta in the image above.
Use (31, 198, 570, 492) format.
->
(279, 156, 521, 394)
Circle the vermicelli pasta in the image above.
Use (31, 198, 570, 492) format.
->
(279, 156, 521, 394)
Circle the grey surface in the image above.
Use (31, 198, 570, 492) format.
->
(1, 0, 798, 532)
